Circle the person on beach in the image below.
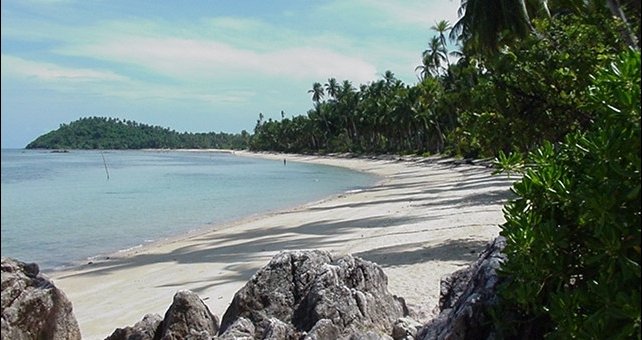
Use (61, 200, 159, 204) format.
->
(283, 158, 287, 166)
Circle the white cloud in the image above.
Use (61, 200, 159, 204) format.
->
(64, 36, 378, 83)
(1, 53, 257, 106)
(365, 0, 461, 27)
(317, 0, 461, 32)
(1, 54, 127, 82)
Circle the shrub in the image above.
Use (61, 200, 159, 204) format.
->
(494, 49, 640, 338)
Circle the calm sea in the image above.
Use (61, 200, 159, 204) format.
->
(1, 149, 376, 271)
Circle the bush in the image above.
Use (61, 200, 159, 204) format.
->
(494, 50, 640, 338)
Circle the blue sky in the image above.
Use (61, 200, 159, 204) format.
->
(1, 0, 461, 148)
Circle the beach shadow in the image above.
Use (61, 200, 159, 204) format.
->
(53, 213, 424, 283)
(353, 238, 490, 268)
(305, 173, 515, 212)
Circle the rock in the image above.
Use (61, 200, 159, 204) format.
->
(303, 319, 339, 340)
(104, 313, 163, 340)
(347, 331, 394, 340)
(220, 250, 407, 339)
(1, 257, 81, 340)
(438, 266, 474, 312)
(417, 237, 507, 340)
(262, 317, 296, 339)
(156, 290, 219, 340)
(217, 317, 255, 340)
(392, 317, 422, 340)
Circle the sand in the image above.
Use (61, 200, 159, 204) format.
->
(48, 151, 516, 340)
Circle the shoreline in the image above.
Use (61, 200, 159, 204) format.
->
(43, 150, 384, 273)
(49, 151, 515, 340)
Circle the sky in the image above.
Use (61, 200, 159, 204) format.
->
(1, 0, 461, 148)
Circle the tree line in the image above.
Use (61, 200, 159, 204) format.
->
(251, 1, 639, 160)
(26, 116, 250, 150)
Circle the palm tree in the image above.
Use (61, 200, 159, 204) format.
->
(421, 37, 447, 77)
(382, 70, 396, 87)
(450, 0, 639, 54)
(337, 80, 359, 146)
(415, 54, 436, 81)
(308, 82, 325, 104)
(431, 20, 453, 65)
(450, 0, 536, 54)
(325, 78, 339, 101)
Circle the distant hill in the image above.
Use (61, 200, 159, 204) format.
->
(26, 117, 250, 150)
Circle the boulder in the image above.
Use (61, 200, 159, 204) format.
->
(104, 313, 163, 340)
(346, 331, 394, 340)
(217, 317, 255, 339)
(220, 250, 408, 339)
(1, 257, 81, 340)
(156, 290, 219, 340)
(417, 237, 507, 340)
(303, 319, 339, 340)
(262, 317, 295, 340)
(392, 317, 422, 340)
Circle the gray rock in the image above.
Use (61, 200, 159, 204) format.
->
(417, 237, 506, 340)
(104, 313, 163, 340)
(392, 317, 422, 340)
(156, 290, 219, 340)
(1, 257, 81, 340)
(217, 317, 254, 340)
(262, 317, 296, 340)
(346, 331, 394, 340)
(303, 319, 339, 340)
(438, 266, 473, 312)
(220, 250, 407, 339)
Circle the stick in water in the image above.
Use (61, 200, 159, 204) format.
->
(101, 152, 110, 180)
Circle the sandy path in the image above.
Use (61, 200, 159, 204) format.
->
(48, 152, 515, 339)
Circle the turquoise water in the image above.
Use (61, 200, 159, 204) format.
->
(1, 149, 376, 271)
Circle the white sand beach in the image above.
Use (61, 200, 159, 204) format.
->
(49, 152, 516, 340)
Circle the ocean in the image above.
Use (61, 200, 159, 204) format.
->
(0, 149, 377, 271)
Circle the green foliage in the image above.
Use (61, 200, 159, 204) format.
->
(495, 49, 641, 339)
(253, 13, 633, 159)
(453, 14, 627, 157)
(492, 150, 524, 178)
(251, 73, 451, 155)
(26, 117, 250, 150)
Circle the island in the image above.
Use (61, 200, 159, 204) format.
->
(26, 116, 250, 150)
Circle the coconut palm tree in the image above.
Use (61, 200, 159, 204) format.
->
(431, 20, 453, 65)
(421, 37, 447, 77)
(451, 0, 535, 54)
(415, 62, 431, 81)
(452, 0, 638, 54)
(382, 70, 396, 87)
(308, 82, 325, 104)
(325, 78, 339, 101)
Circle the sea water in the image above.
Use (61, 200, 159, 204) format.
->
(1, 149, 377, 271)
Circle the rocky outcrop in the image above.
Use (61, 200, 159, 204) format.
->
(105, 313, 163, 340)
(1, 257, 81, 340)
(106, 290, 219, 340)
(220, 250, 408, 339)
(3, 237, 509, 340)
(157, 290, 220, 339)
(217, 317, 255, 339)
(105, 250, 408, 339)
(417, 236, 507, 340)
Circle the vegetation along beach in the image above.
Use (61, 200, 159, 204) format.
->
(1, 0, 639, 339)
